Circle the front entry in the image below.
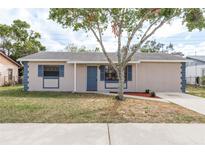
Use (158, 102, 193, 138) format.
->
(87, 66, 97, 91)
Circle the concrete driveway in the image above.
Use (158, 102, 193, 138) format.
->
(1, 123, 205, 145)
(157, 93, 205, 115)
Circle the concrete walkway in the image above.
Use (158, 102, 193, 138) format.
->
(1, 123, 205, 145)
(157, 93, 205, 115)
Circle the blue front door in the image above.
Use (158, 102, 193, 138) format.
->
(87, 66, 97, 91)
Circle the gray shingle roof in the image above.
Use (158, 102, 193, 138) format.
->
(18, 51, 185, 62)
(187, 56, 205, 63)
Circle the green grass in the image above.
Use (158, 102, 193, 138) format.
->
(1, 85, 205, 123)
(187, 85, 205, 98)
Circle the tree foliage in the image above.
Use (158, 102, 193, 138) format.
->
(49, 8, 205, 100)
(65, 43, 100, 52)
(141, 40, 174, 53)
(0, 19, 46, 60)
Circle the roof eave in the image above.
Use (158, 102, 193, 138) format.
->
(66, 61, 140, 64)
(186, 57, 205, 63)
(139, 60, 188, 63)
(17, 59, 187, 63)
(17, 58, 68, 62)
(0, 52, 21, 67)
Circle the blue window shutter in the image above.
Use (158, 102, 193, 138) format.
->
(127, 65, 132, 81)
(59, 65, 64, 77)
(99, 65, 105, 81)
(38, 65, 43, 77)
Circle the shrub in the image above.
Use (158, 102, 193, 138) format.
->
(145, 89, 150, 93)
(3, 80, 16, 87)
(150, 91, 156, 97)
(3, 81, 12, 87)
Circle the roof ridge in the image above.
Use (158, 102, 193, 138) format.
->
(29, 51, 177, 55)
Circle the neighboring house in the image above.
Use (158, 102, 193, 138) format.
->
(186, 56, 205, 85)
(0, 51, 20, 86)
(18, 52, 186, 92)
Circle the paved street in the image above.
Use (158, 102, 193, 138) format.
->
(1, 123, 205, 145)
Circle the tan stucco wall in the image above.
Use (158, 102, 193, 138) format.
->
(136, 62, 181, 92)
(28, 62, 74, 91)
(27, 62, 181, 92)
(28, 63, 137, 92)
(0, 54, 18, 86)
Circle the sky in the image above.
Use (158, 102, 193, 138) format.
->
(0, 8, 205, 56)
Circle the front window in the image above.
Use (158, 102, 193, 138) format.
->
(105, 66, 127, 81)
(8, 69, 13, 81)
(44, 65, 59, 77)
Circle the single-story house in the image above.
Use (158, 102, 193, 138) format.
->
(0, 51, 20, 86)
(18, 52, 186, 93)
(186, 56, 205, 85)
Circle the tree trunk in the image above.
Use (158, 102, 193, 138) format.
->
(117, 67, 125, 101)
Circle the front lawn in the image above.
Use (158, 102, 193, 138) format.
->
(1, 85, 205, 123)
(187, 85, 205, 98)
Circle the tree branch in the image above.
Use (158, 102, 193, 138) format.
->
(121, 17, 145, 61)
(140, 17, 161, 41)
(90, 26, 117, 70)
(122, 9, 156, 63)
(140, 10, 178, 42)
(141, 18, 166, 42)
(124, 18, 167, 65)
(117, 12, 124, 66)
(117, 25, 122, 66)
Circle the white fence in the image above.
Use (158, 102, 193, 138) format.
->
(186, 77, 205, 86)
(186, 77, 196, 85)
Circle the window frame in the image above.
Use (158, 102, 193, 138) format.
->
(104, 65, 128, 82)
(43, 65, 60, 77)
(8, 68, 13, 81)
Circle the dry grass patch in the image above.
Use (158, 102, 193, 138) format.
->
(1, 85, 205, 123)
(187, 85, 205, 98)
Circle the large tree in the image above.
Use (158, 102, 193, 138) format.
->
(0, 20, 46, 60)
(49, 8, 205, 100)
